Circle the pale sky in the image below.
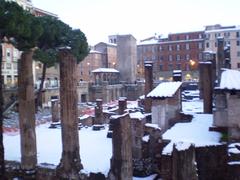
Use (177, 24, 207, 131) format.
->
(33, 0, 240, 45)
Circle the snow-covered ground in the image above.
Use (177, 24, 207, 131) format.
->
(3, 98, 221, 179)
(4, 124, 112, 176)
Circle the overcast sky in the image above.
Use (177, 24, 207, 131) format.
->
(33, 0, 240, 45)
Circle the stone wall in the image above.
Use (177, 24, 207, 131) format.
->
(227, 93, 240, 140)
(151, 89, 181, 133)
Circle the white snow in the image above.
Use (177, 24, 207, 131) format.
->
(175, 141, 192, 151)
(218, 69, 240, 90)
(182, 100, 203, 114)
(145, 123, 161, 130)
(162, 114, 222, 155)
(92, 68, 119, 73)
(133, 174, 158, 180)
(138, 39, 159, 45)
(142, 135, 150, 142)
(228, 161, 240, 165)
(228, 143, 240, 154)
(4, 123, 112, 176)
(147, 82, 182, 98)
(78, 114, 90, 120)
(129, 112, 145, 120)
(90, 50, 102, 54)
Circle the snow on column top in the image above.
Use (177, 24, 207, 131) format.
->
(217, 69, 240, 90)
(147, 81, 182, 98)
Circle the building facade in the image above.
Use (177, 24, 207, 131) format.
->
(1, 43, 20, 88)
(117, 34, 137, 83)
(204, 24, 240, 70)
(137, 31, 204, 81)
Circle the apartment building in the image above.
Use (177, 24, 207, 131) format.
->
(137, 31, 204, 81)
(204, 24, 240, 70)
(1, 43, 20, 88)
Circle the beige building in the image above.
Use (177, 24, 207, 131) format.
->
(205, 24, 240, 70)
(1, 43, 20, 88)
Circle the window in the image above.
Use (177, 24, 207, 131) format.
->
(199, 34, 202, 39)
(186, 35, 189, 40)
(159, 65, 163, 71)
(186, 43, 190, 50)
(168, 64, 173, 71)
(6, 48, 11, 61)
(238, 63, 240, 68)
(177, 64, 181, 70)
(176, 44, 180, 51)
(206, 42, 209, 48)
(7, 75, 12, 85)
(176, 55, 181, 61)
(199, 53, 203, 60)
(237, 41, 240, 46)
(198, 42, 203, 49)
(6, 63, 11, 69)
(186, 54, 190, 60)
(169, 55, 173, 61)
(159, 56, 164, 61)
(152, 55, 156, 61)
(159, 46, 162, 51)
(168, 45, 172, 51)
(215, 42, 217, 47)
(13, 63, 17, 70)
(237, 32, 239, 38)
(237, 51, 240, 57)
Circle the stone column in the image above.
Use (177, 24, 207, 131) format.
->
(199, 62, 213, 113)
(118, 97, 127, 115)
(57, 49, 82, 179)
(94, 99, 103, 124)
(18, 50, 37, 175)
(51, 99, 60, 123)
(144, 61, 153, 114)
(217, 38, 224, 86)
(109, 114, 132, 180)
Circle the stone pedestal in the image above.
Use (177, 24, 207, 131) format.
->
(94, 99, 103, 124)
(51, 99, 60, 123)
(118, 97, 127, 115)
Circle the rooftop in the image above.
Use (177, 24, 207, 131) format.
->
(92, 68, 119, 73)
(147, 81, 182, 98)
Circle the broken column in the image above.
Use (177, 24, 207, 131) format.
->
(51, 99, 60, 123)
(118, 97, 127, 115)
(199, 62, 213, 113)
(109, 113, 132, 180)
(172, 143, 198, 180)
(144, 61, 153, 117)
(57, 48, 82, 179)
(94, 99, 103, 124)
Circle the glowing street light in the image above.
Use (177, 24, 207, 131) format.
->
(189, 59, 196, 67)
